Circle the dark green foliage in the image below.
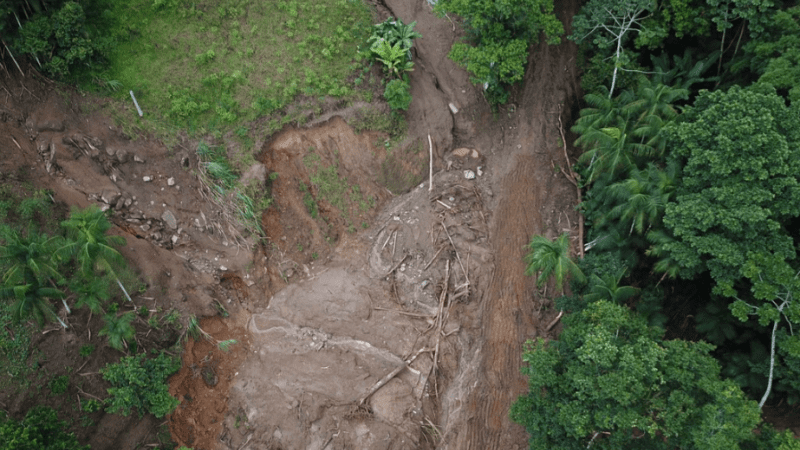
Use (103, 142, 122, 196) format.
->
(69, 273, 110, 314)
(383, 78, 412, 111)
(100, 310, 135, 351)
(0, 405, 89, 450)
(47, 375, 68, 395)
(101, 351, 181, 418)
(10, 1, 112, 78)
(659, 85, 800, 294)
(435, 0, 563, 105)
(511, 301, 761, 450)
(734, 6, 800, 104)
(0, 229, 67, 328)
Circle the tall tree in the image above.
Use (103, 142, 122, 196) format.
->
(658, 85, 800, 407)
(0, 280, 66, 328)
(59, 205, 132, 302)
(0, 229, 69, 325)
(570, 0, 654, 97)
(511, 301, 762, 450)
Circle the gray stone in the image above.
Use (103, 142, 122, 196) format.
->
(100, 189, 122, 205)
(161, 209, 178, 230)
(167, 177, 175, 186)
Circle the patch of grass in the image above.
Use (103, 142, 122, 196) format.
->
(378, 139, 427, 194)
(94, 0, 373, 138)
(302, 149, 375, 229)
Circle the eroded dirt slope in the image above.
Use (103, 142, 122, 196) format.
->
(0, 0, 583, 447)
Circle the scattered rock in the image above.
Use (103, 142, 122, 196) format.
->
(161, 210, 178, 230)
(100, 189, 122, 205)
(171, 235, 179, 245)
(140, 224, 151, 232)
(35, 118, 65, 132)
(449, 102, 459, 114)
(167, 177, 175, 186)
(143, 176, 152, 182)
(134, 155, 146, 163)
(464, 170, 475, 179)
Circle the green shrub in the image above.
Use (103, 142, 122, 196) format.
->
(48, 375, 69, 395)
(0, 406, 89, 450)
(101, 351, 181, 418)
(384, 79, 412, 111)
(434, 0, 563, 105)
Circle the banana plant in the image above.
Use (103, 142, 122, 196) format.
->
(370, 39, 414, 78)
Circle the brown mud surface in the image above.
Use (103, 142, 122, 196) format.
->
(0, 0, 585, 448)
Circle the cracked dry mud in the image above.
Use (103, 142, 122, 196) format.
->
(0, 0, 583, 448)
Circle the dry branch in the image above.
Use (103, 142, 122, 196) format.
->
(358, 363, 407, 406)
(557, 105, 584, 259)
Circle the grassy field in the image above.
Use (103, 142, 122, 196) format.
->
(96, 0, 373, 138)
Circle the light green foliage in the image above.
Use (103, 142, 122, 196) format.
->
(383, 78, 412, 111)
(101, 351, 181, 418)
(0, 406, 89, 450)
(59, 205, 133, 302)
(0, 313, 35, 389)
(435, 0, 563, 105)
(367, 17, 420, 109)
(0, 229, 67, 328)
(524, 233, 585, 293)
(101, 0, 371, 132)
(511, 301, 761, 450)
(367, 17, 420, 79)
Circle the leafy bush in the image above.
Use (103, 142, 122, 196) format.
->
(12, 1, 111, 78)
(101, 351, 181, 418)
(367, 17, 420, 109)
(0, 406, 89, 450)
(47, 375, 69, 395)
(384, 78, 412, 111)
(511, 301, 762, 450)
(434, 0, 563, 105)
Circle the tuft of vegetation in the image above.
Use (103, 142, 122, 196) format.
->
(0, 406, 89, 450)
(434, 0, 563, 105)
(366, 17, 420, 111)
(101, 351, 181, 418)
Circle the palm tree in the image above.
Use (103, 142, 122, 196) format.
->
(0, 228, 64, 286)
(69, 273, 110, 314)
(0, 280, 67, 328)
(59, 205, 132, 302)
(524, 233, 586, 293)
(100, 311, 135, 351)
(0, 228, 71, 318)
(583, 271, 640, 304)
(607, 162, 679, 236)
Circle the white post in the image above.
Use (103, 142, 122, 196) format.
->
(129, 90, 143, 117)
